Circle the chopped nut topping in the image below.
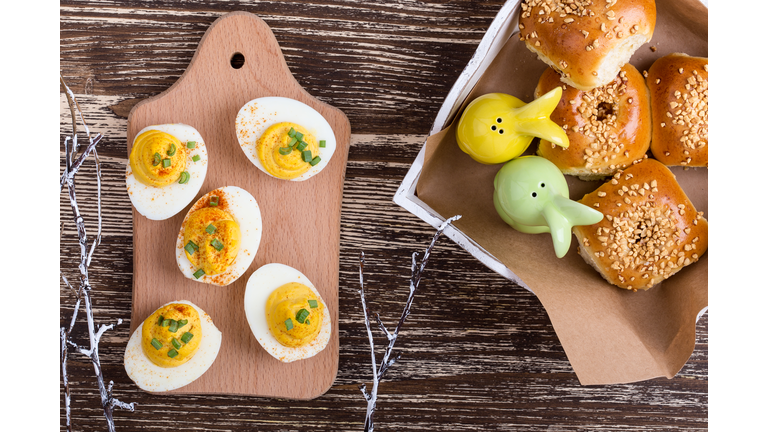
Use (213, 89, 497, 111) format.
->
(663, 62, 709, 156)
(585, 173, 701, 289)
(520, 0, 595, 22)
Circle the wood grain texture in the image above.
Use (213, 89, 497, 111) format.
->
(60, 1, 708, 430)
(127, 12, 351, 398)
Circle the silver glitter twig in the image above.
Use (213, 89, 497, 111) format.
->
(60, 76, 135, 432)
(358, 215, 461, 431)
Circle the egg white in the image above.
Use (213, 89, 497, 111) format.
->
(175, 186, 262, 286)
(124, 300, 221, 393)
(126, 124, 209, 220)
(235, 97, 337, 181)
(243, 263, 332, 363)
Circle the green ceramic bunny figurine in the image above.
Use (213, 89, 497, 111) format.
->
(493, 156, 603, 258)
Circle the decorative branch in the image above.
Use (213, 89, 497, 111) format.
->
(60, 75, 135, 432)
(358, 215, 461, 431)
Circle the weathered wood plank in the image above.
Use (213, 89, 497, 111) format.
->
(60, 0, 505, 134)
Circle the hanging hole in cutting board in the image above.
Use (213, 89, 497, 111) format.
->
(230, 52, 245, 69)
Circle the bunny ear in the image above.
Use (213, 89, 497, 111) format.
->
(542, 195, 604, 258)
(542, 202, 573, 259)
(510, 87, 569, 148)
(551, 194, 604, 228)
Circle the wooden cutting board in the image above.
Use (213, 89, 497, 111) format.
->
(127, 11, 349, 399)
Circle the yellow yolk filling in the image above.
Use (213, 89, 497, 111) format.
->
(266, 282, 324, 347)
(141, 303, 202, 368)
(183, 207, 241, 275)
(256, 122, 320, 180)
(129, 130, 187, 187)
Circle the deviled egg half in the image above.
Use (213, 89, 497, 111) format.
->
(235, 97, 337, 181)
(175, 186, 262, 286)
(124, 300, 221, 392)
(244, 263, 332, 362)
(126, 124, 208, 220)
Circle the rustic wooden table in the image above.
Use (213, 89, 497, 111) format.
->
(60, 1, 707, 430)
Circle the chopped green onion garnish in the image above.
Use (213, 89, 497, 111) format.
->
(210, 196, 219, 206)
(319, 140, 326, 148)
(162, 158, 171, 168)
(162, 319, 170, 327)
(310, 156, 321, 166)
(308, 299, 318, 309)
(193, 269, 205, 279)
(178, 319, 188, 327)
(288, 137, 297, 147)
(295, 131, 304, 141)
(151, 338, 163, 350)
(205, 224, 216, 234)
(278, 146, 292, 155)
(302, 150, 312, 162)
(305, 319, 310, 325)
(185, 241, 198, 255)
(167, 349, 179, 358)
(187, 141, 196, 149)
(288, 127, 296, 137)
(296, 308, 310, 324)
(178, 171, 190, 184)
(171, 338, 181, 350)
(211, 238, 224, 251)
(152, 153, 161, 166)
(168, 319, 179, 333)
(181, 332, 194, 343)
(297, 141, 308, 151)
(167, 143, 177, 156)
(192, 154, 201, 162)
(157, 315, 165, 325)
(284, 318, 294, 330)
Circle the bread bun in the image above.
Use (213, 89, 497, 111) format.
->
(519, 0, 656, 91)
(572, 158, 707, 291)
(646, 53, 708, 167)
(535, 64, 651, 180)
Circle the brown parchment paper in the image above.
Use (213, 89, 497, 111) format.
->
(416, 0, 708, 385)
